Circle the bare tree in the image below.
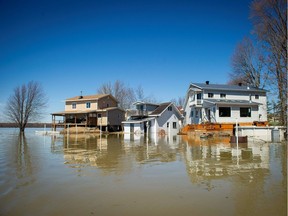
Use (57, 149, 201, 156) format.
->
(250, 0, 287, 125)
(97, 80, 135, 110)
(134, 85, 157, 103)
(229, 37, 268, 88)
(6, 81, 47, 132)
(171, 96, 185, 109)
(134, 85, 145, 102)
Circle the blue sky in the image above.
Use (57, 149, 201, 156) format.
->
(0, 0, 253, 122)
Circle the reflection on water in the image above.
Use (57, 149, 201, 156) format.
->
(53, 133, 181, 174)
(14, 134, 35, 187)
(0, 129, 286, 216)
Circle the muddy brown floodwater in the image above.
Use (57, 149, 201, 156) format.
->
(0, 128, 286, 216)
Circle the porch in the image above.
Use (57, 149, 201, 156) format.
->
(51, 111, 108, 131)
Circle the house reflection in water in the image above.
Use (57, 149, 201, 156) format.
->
(53, 133, 182, 172)
(51, 132, 270, 183)
(183, 137, 270, 184)
(123, 132, 180, 164)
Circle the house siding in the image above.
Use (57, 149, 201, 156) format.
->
(98, 96, 117, 109)
(108, 109, 125, 126)
(155, 106, 181, 134)
(184, 84, 267, 125)
(65, 100, 98, 111)
(123, 103, 183, 135)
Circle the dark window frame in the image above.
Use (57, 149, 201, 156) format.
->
(173, 122, 177, 129)
(240, 107, 251, 117)
(220, 93, 226, 98)
(86, 102, 91, 108)
(219, 107, 231, 117)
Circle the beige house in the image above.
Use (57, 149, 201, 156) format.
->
(52, 94, 125, 132)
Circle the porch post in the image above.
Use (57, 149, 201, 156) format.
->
(106, 111, 109, 132)
(86, 113, 88, 128)
(52, 115, 54, 131)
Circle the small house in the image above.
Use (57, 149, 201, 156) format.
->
(51, 94, 125, 131)
(122, 101, 183, 134)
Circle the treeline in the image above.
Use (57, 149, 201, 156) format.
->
(0, 122, 52, 128)
(228, 0, 287, 126)
(97, 80, 185, 110)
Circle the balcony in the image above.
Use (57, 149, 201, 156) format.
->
(136, 110, 148, 116)
(189, 99, 203, 107)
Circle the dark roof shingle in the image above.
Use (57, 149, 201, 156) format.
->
(191, 83, 267, 93)
(150, 102, 171, 115)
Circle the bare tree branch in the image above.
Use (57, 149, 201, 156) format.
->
(229, 37, 268, 88)
(6, 81, 47, 132)
(250, 0, 287, 125)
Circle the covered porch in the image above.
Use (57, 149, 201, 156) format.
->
(51, 110, 108, 131)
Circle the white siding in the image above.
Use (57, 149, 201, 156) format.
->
(156, 108, 181, 134)
(184, 86, 267, 125)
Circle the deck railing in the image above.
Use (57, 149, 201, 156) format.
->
(136, 110, 148, 116)
(196, 99, 202, 105)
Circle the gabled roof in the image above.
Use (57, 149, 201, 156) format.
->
(190, 83, 267, 93)
(133, 101, 159, 106)
(66, 94, 118, 102)
(150, 102, 171, 116)
(149, 102, 183, 119)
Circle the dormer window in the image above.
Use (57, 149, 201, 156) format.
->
(86, 102, 91, 108)
(208, 93, 214, 98)
(72, 103, 76, 109)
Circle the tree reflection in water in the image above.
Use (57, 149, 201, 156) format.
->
(15, 133, 35, 187)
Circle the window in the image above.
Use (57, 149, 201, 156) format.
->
(168, 106, 172, 111)
(72, 103, 76, 109)
(255, 95, 259, 99)
(240, 107, 251, 117)
(167, 122, 169, 128)
(197, 93, 202, 99)
(97, 113, 102, 118)
(107, 103, 109, 108)
(173, 122, 177, 129)
(220, 93, 226, 98)
(208, 93, 214, 98)
(190, 110, 194, 117)
(219, 107, 231, 117)
(86, 102, 91, 108)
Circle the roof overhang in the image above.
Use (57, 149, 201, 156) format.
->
(122, 117, 156, 124)
(203, 99, 262, 106)
(51, 108, 124, 116)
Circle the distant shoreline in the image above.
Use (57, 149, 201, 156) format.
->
(0, 123, 52, 128)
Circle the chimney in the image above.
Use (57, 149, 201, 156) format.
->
(78, 91, 83, 99)
(205, 81, 209, 85)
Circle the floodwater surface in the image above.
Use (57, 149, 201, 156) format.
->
(0, 128, 286, 216)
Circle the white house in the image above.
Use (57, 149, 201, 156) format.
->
(183, 82, 267, 125)
(123, 102, 183, 134)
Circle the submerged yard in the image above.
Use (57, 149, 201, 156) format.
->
(0, 128, 286, 216)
